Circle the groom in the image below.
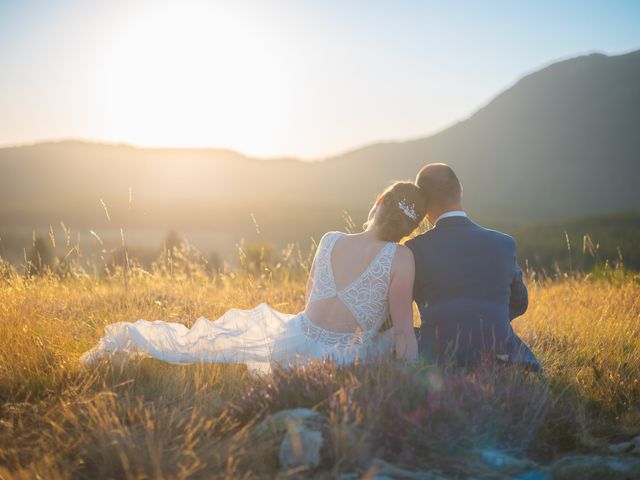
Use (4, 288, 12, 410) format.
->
(406, 163, 541, 371)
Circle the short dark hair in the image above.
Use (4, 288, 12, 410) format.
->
(415, 163, 462, 209)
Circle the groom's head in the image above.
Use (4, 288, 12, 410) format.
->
(415, 163, 463, 223)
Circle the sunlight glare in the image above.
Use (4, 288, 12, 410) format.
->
(99, 4, 290, 155)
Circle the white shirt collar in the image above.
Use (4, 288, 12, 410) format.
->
(435, 210, 467, 225)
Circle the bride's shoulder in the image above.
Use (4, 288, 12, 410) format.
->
(391, 244, 415, 269)
(318, 231, 344, 243)
(394, 243, 414, 257)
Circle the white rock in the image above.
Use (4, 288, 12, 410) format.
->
(278, 425, 323, 470)
(255, 408, 324, 437)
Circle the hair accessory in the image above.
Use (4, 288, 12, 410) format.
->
(398, 199, 417, 221)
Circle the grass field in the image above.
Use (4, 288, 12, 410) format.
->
(0, 249, 639, 478)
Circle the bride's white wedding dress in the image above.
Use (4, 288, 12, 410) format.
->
(81, 232, 397, 370)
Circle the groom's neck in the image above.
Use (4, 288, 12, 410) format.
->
(427, 203, 464, 224)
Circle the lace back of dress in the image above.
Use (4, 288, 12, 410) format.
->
(308, 232, 397, 334)
(308, 232, 340, 303)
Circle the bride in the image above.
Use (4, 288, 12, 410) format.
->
(82, 181, 428, 370)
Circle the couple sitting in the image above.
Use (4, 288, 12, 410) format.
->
(82, 163, 541, 372)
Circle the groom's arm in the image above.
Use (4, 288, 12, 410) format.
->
(509, 259, 528, 321)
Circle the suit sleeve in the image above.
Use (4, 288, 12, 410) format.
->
(509, 250, 528, 321)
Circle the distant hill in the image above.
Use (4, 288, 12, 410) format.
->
(1, 49, 639, 255)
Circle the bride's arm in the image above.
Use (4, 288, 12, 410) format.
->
(389, 246, 419, 362)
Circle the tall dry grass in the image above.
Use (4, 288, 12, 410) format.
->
(0, 248, 639, 478)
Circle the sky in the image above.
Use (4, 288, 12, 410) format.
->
(1, 0, 639, 159)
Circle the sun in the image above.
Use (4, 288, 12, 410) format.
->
(98, 3, 290, 155)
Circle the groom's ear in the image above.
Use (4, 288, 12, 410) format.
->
(376, 195, 385, 207)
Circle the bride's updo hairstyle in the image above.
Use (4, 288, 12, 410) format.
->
(373, 181, 427, 242)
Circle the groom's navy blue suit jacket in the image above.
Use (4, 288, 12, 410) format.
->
(406, 216, 541, 370)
